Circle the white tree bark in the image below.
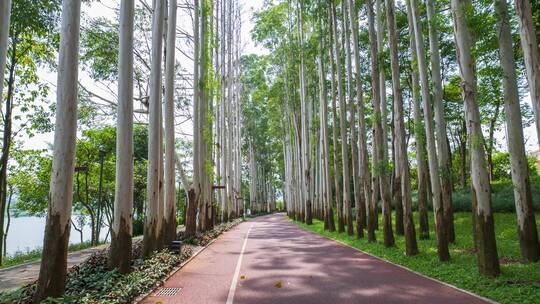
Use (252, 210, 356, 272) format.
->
(375, 0, 388, 158)
(109, 0, 134, 274)
(163, 0, 177, 244)
(342, 0, 362, 238)
(348, 0, 371, 240)
(385, 0, 418, 255)
(410, 0, 448, 260)
(425, 0, 455, 243)
(496, 0, 540, 262)
(406, 0, 429, 240)
(451, 0, 499, 276)
(330, 1, 353, 235)
(143, 0, 165, 257)
(35, 0, 81, 300)
(0, 0, 11, 105)
(297, 0, 312, 224)
(328, 23, 344, 232)
(317, 31, 335, 231)
(366, 0, 394, 247)
(514, 0, 540, 149)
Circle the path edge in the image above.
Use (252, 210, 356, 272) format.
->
(133, 220, 246, 304)
(293, 219, 499, 304)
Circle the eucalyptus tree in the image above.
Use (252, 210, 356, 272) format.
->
(187, 0, 201, 237)
(109, 0, 135, 274)
(316, 4, 335, 232)
(405, 0, 429, 240)
(410, 0, 449, 260)
(330, 0, 353, 235)
(0, 0, 11, 266)
(385, 0, 418, 255)
(342, 0, 362, 238)
(495, 0, 540, 263)
(297, 0, 312, 225)
(425, 0, 455, 243)
(143, 0, 165, 257)
(34, 0, 82, 300)
(163, 0, 177, 244)
(366, 0, 394, 247)
(347, 0, 372, 241)
(0, 0, 10, 113)
(513, 0, 540, 148)
(328, 10, 344, 232)
(451, 0, 500, 277)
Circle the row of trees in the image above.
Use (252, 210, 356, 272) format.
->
(0, 0, 249, 301)
(247, 0, 540, 278)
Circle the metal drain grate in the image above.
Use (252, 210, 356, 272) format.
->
(155, 287, 182, 297)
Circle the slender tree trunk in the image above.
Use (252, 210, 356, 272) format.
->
(317, 18, 335, 232)
(34, 1, 81, 300)
(405, 0, 429, 240)
(410, 0, 449, 261)
(366, 0, 394, 247)
(348, 0, 371, 241)
(0, 39, 15, 266)
(330, 1, 353, 236)
(342, 0, 363, 238)
(328, 12, 344, 233)
(164, 0, 178, 245)
(188, 0, 200, 238)
(385, 0, 418, 255)
(297, 0, 312, 225)
(109, 0, 135, 274)
(496, 0, 540, 262)
(451, 0, 500, 276)
(143, 0, 165, 258)
(514, 0, 540, 149)
(0, 0, 10, 265)
(426, 0, 455, 243)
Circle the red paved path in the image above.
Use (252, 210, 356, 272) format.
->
(141, 213, 491, 304)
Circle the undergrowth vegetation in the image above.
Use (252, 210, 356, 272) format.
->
(0, 219, 243, 304)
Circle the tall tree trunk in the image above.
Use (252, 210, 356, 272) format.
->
(451, 0, 500, 277)
(189, 0, 201, 238)
(109, 0, 135, 274)
(410, 0, 449, 261)
(342, 0, 363, 238)
(0, 38, 15, 266)
(348, 0, 372, 241)
(426, 0, 455, 243)
(163, 0, 178, 245)
(366, 0, 394, 247)
(330, 1, 353, 236)
(514, 0, 540, 149)
(328, 12, 344, 233)
(0, 0, 10, 265)
(405, 0, 429, 240)
(385, 0, 418, 255)
(34, 0, 81, 300)
(496, 0, 540, 262)
(317, 11, 335, 232)
(143, 0, 165, 258)
(297, 0, 312, 225)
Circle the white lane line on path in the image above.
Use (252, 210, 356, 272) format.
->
(226, 223, 254, 304)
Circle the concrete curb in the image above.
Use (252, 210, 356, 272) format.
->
(295, 221, 499, 304)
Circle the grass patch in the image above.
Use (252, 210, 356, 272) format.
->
(295, 212, 540, 304)
(0, 241, 105, 269)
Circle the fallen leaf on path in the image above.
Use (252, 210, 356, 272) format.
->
(274, 281, 282, 288)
